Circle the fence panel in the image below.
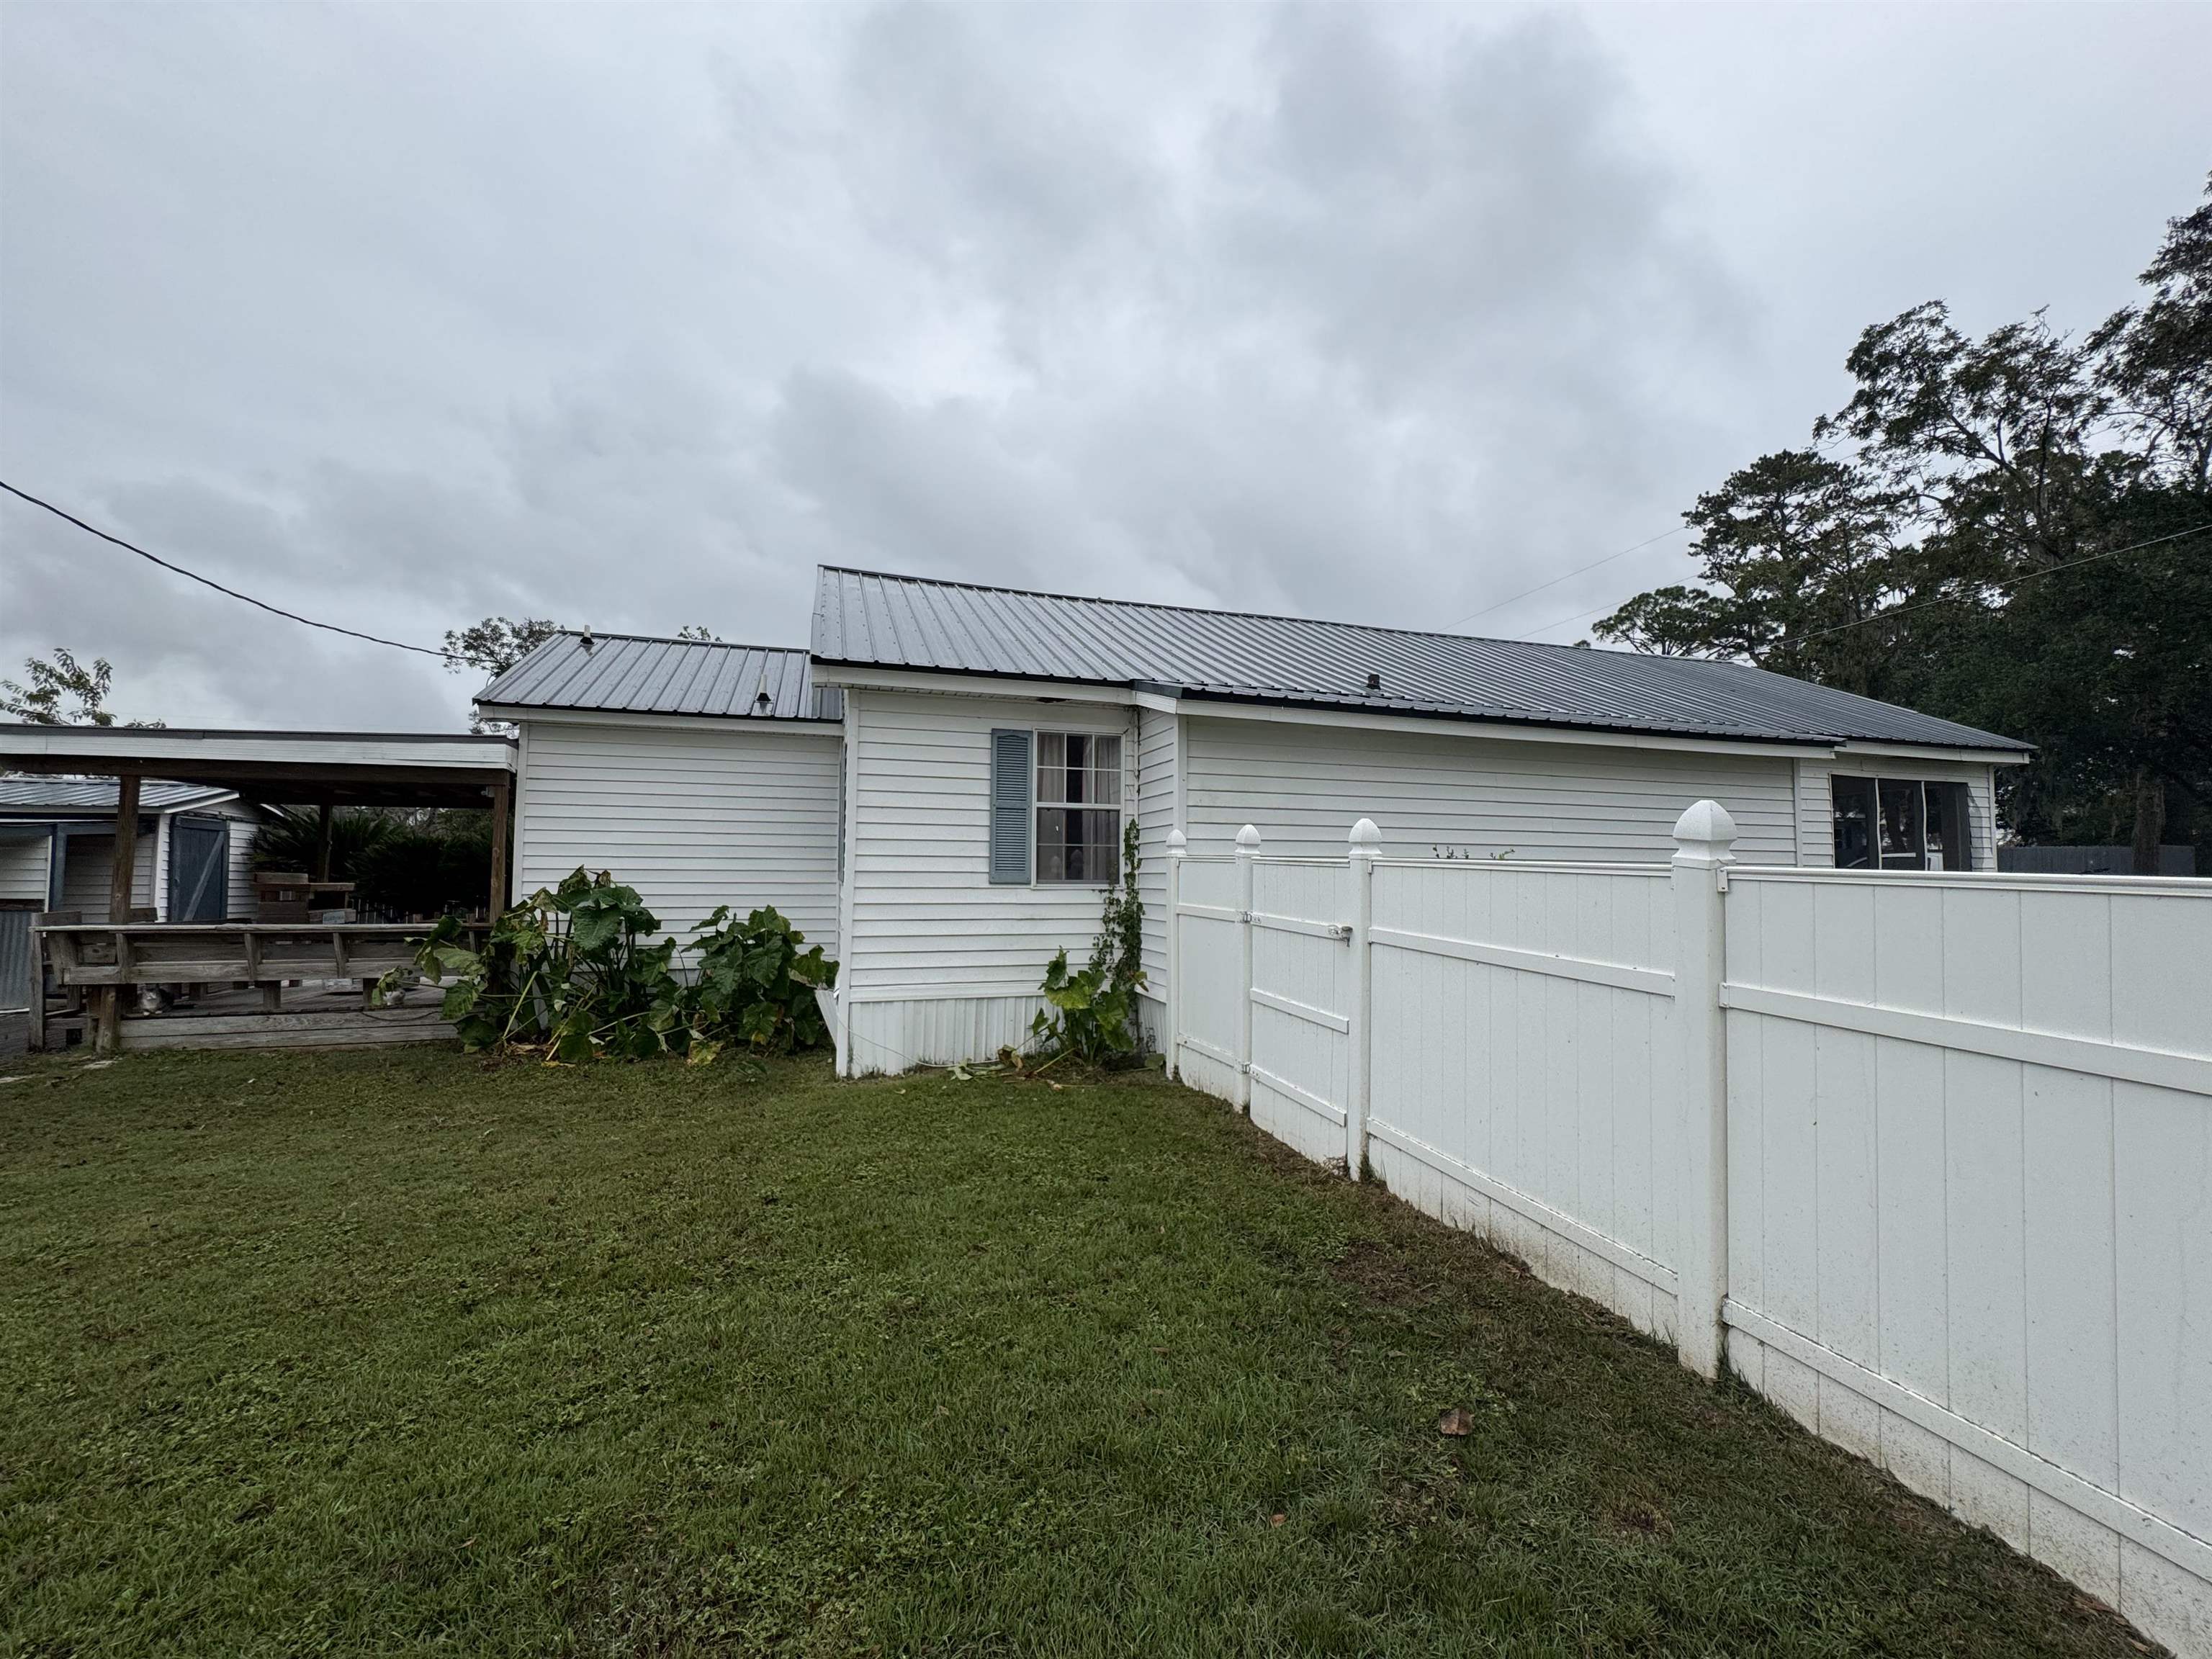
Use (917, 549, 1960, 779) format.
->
(1364, 858, 1679, 1339)
(1248, 860, 1351, 1166)
(1172, 857, 1242, 1102)
(1164, 812, 2211, 1653)
(1721, 868, 2212, 1647)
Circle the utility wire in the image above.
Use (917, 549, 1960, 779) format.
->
(1443, 524, 1690, 633)
(1776, 521, 2212, 648)
(0, 477, 449, 658)
(1515, 519, 2211, 649)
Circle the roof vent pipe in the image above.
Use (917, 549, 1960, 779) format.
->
(1364, 672, 1381, 692)
(580, 626, 594, 653)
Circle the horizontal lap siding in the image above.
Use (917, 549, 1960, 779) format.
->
(517, 719, 841, 953)
(1798, 754, 2000, 871)
(1136, 708, 1177, 1020)
(1182, 718, 1798, 863)
(0, 836, 50, 904)
(60, 835, 155, 920)
(847, 691, 1136, 1015)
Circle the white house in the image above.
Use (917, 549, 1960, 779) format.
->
(0, 777, 261, 922)
(476, 632, 846, 953)
(807, 566, 2031, 1076)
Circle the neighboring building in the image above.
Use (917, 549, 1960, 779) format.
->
(0, 777, 261, 922)
(808, 567, 2033, 1075)
(476, 632, 846, 953)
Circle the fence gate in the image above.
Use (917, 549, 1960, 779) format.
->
(1246, 859, 1354, 1167)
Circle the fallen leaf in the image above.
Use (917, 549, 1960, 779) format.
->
(1437, 1406, 1475, 1437)
(1269, 1512, 1286, 1527)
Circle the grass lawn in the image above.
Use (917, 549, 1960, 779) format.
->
(0, 1048, 2152, 1657)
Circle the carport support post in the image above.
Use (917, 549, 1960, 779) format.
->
(1164, 829, 1187, 1079)
(488, 773, 511, 918)
(1671, 799, 1737, 1380)
(1233, 824, 1259, 1113)
(98, 773, 141, 1054)
(1345, 818, 1380, 1179)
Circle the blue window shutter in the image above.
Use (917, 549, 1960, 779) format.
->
(989, 729, 1033, 884)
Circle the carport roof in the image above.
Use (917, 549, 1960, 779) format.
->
(0, 726, 515, 809)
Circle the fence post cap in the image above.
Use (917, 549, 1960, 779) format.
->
(1671, 799, 1739, 855)
(1349, 818, 1382, 855)
(1166, 828, 1188, 856)
(1235, 824, 1262, 852)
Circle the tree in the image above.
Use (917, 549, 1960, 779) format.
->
(1, 647, 163, 727)
(675, 624, 720, 642)
(1591, 176, 2212, 873)
(1594, 451, 1912, 697)
(442, 617, 562, 678)
(2090, 173, 2212, 490)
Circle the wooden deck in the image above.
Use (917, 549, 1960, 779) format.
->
(33, 920, 485, 1054)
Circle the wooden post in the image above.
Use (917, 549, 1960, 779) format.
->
(1234, 824, 1259, 1114)
(488, 774, 511, 918)
(96, 775, 142, 1055)
(108, 774, 140, 925)
(1345, 818, 1380, 1179)
(1164, 829, 1187, 1079)
(313, 803, 333, 884)
(1671, 799, 1737, 1380)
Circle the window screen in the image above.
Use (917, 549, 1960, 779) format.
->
(1035, 732, 1121, 884)
(1832, 776, 1874, 869)
(1833, 775, 1974, 871)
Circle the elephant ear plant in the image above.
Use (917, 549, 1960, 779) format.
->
(377, 870, 836, 1064)
(686, 904, 837, 1056)
(1028, 819, 1147, 1069)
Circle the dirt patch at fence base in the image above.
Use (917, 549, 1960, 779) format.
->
(1328, 1237, 1433, 1308)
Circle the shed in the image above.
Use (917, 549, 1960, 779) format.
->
(477, 632, 846, 953)
(809, 565, 2033, 1075)
(0, 776, 263, 925)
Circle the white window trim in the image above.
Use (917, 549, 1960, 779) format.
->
(1028, 727, 1126, 888)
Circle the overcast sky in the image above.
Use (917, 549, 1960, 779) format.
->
(3, 4, 2206, 731)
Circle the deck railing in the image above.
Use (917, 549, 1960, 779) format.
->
(32, 918, 492, 1053)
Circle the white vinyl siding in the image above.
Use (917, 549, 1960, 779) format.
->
(842, 691, 1135, 1025)
(222, 806, 258, 922)
(1797, 752, 1999, 872)
(0, 833, 51, 904)
(1133, 707, 1179, 1040)
(1179, 716, 1802, 863)
(515, 716, 842, 953)
(60, 833, 157, 920)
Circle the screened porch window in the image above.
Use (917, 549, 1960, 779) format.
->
(1035, 732, 1121, 884)
(1831, 776, 1972, 871)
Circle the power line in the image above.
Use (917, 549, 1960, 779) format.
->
(1776, 521, 2212, 648)
(1516, 518, 2211, 649)
(0, 477, 449, 658)
(1442, 524, 1690, 633)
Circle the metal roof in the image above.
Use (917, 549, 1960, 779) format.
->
(477, 632, 843, 722)
(811, 567, 2030, 752)
(0, 776, 233, 814)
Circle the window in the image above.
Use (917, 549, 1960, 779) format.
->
(988, 728, 1123, 885)
(1832, 776, 1972, 871)
(1035, 732, 1121, 883)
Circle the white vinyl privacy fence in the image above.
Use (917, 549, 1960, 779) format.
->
(1166, 810, 2212, 1658)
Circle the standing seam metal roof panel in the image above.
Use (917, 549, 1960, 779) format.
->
(809, 566, 2028, 752)
(476, 634, 844, 721)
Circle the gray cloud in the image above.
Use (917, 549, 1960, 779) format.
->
(3, 4, 2206, 730)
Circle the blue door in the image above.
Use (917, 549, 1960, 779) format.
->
(167, 817, 230, 922)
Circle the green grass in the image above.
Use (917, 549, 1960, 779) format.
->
(0, 1048, 2148, 1657)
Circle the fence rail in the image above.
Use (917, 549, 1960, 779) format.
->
(1166, 808, 2212, 1657)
